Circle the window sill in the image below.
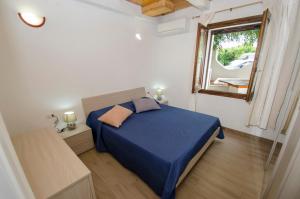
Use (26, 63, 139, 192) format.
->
(198, 89, 247, 100)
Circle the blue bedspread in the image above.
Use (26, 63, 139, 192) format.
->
(87, 102, 224, 199)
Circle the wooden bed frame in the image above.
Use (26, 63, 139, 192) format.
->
(81, 87, 219, 187)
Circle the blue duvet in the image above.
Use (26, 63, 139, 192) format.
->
(87, 102, 224, 199)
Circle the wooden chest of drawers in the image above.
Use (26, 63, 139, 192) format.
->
(12, 128, 96, 199)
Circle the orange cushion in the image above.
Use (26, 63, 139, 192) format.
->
(98, 105, 133, 128)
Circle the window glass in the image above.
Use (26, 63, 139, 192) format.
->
(206, 26, 260, 95)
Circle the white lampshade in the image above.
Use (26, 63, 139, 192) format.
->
(156, 88, 164, 96)
(64, 111, 77, 123)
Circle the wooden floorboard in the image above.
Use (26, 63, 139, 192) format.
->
(79, 129, 276, 199)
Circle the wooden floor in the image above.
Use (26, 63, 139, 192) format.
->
(79, 129, 276, 199)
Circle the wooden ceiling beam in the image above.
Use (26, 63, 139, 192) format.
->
(142, 0, 175, 16)
(128, 0, 191, 16)
(128, 0, 158, 6)
(173, 0, 191, 10)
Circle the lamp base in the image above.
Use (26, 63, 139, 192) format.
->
(67, 122, 76, 130)
(156, 95, 162, 101)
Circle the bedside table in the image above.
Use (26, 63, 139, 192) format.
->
(59, 123, 94, 155)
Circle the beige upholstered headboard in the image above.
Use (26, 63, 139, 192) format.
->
(81, 87, 146, 117)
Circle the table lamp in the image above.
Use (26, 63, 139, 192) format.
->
(156, 88, 164, 101)
(64, 111, 77, 130)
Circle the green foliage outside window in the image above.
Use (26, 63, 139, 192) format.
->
(217, 44, 256, 66)
(214, 29, 259, 66)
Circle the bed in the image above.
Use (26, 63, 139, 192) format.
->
(82, 87, 224, 199)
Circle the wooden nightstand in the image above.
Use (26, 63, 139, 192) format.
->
(60, 123, 94, 155)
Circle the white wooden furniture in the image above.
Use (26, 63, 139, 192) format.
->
(81, 87, 219, 188)
(12, 128, 96, 199)
(82, 87, 146, 117)
(59, 123, 94, 155)
(0, 114, 35, 199)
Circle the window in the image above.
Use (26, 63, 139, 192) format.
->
(192, 11, 269, 101)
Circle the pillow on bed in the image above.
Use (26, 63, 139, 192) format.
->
(133, 97, 161, 113)
(98, 105, 133, 128)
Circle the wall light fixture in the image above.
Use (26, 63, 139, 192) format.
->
(18, 12, 46, 28)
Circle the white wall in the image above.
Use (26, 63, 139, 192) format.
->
(145, 2, 278, 140)
(0, 0, 156, 135)
(0, 0, 279, 140)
